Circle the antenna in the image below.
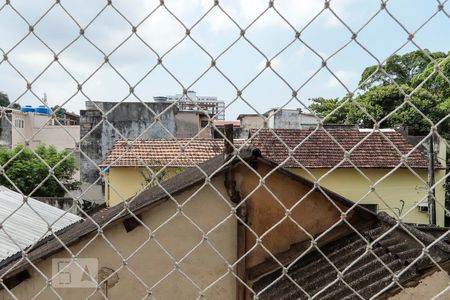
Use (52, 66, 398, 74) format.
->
(43, 93, 48, 106)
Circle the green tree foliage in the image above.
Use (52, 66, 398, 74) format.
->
(308, 97, 351, 123)
(51, 105, 67, 120)
(346, 85, 449, 136)
(0, 91, 21, 109)
(0, 92, 9, 107)
(140, 165, 184, 189)
(0, 145, 79, 197)
(308, 50, 450, 138)
(359, 50, 447, 90)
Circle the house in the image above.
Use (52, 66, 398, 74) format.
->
(237, 114, 265, 129)
(264, 108, 319, 129)
(99, 138, 229, 206)
(80, 101, 217, 204)
(0, 149, 448, 299)
(249, 128, 447, 226)
(237, 108, 319, 132)
(165, 90, 226, 120)
(0, 186, 81, 271)
(212, 120, 244, 139)
(0, 107, 80, 152)
(59, 111, 80, 126)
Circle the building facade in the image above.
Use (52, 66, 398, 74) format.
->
(80, 101, 214, 203)
(263, 108, 318, 129)
(163, 91, 225, 120)
(100, 139, 227, 206)
(0, 108, 80, 151)
(250, 128, 447, 226)
(1, 151, 448, 300)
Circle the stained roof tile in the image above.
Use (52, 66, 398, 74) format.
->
(100, 139, 227, 167)
(249, 129, 429, 168)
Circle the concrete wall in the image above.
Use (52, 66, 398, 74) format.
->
(2, 175, 237, 300)
(0, 112, 12, 148)
(80, 102, 178, 203)
(31, 125, 80, 151)
(34, 197, 78, 215)
(240, 115, 264, 129)
(289, 168, 446, 226)
(265, 109, 319, 129)
(104, 166, 184, 206)
(174, 111, 201, 138)
(387, 270, 450, 299)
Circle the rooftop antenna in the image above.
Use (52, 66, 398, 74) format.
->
(43, 93, 48, 106)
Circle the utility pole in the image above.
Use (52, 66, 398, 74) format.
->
(428, 133, 436, 225)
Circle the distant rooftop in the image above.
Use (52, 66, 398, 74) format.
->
(249, 128, 430, 169)
(101, 139, 241, 167)
(0, 186, 81, 264)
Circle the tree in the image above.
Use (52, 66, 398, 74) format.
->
(0, 145, 79, 197)
(51, 105, 67, 120)
(0, 92, 9, 107)
(308, 50, 450, 138)
(308, 97, 351, 123)
(140, 165, 184, 189)
(0, 91, 21, 109)
(346, 84, 449, 136)
(359, 50, 447, 90)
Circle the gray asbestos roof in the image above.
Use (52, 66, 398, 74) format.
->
(0, 186, 81, 264)
(252, 214, 450, 299)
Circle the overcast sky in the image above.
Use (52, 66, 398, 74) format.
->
(0, 0, 448, 119)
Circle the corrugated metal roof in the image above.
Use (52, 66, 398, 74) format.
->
(0, 186, 82, 263)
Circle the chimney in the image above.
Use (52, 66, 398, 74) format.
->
(224, 123, 234, 160)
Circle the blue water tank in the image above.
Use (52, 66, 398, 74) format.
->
(21, 105, 35, 113)
(35, 105, 50, 115)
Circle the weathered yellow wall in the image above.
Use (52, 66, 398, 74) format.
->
(387, 270, 450, 299)
(105, 167, 184, 207)
(236, 164, 349, 268)
(1, 175, 236, 300)
(289, 167, 446, 226)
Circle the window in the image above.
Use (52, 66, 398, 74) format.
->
(14, 119, 24, 128)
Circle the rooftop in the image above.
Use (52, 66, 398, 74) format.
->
(1, 149, 447, 300)
(100, 138, 227, 167)
(249, 128, 430, 168)
(253, 213, 450, 299)
(213, 120, 241, 127)
(0, 186, 81, 265)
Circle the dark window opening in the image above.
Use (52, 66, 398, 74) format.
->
(4, 270, 31, 290)
(123, 215, 143, 232)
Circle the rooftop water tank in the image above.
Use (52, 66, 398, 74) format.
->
(153, 96, 168, 102)
(20, 105, 35, 113)
(34, 105, 50, 115)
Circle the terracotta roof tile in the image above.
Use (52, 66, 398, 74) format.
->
(100, 139, 227, 167)
(249, 129, 429, 168)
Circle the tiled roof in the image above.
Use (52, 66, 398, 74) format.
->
(253, 214, 450, 300)
(100, 139, 226, 167)
(249, 128, 429, 168)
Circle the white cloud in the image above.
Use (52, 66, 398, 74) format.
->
(327, 70, 358, 88)
(201, 0, 357, 32)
